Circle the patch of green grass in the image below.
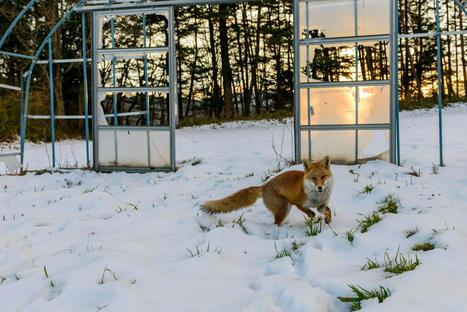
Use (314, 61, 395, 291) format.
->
(187, 242, 222, 257)
(357, 212, 382, 233)
(360, 184, 375, 194)
(383, 250, 421, 275)
(233, 214, 248, 234)
(291, 241, 305, 252)
(412, 243, 435, 251)
(274, 242, 292, 259)
(43, 266, 54, 288)
(337, 285, 391, 311)
(304, 216, 324, 236)
(346, 230, 355, 244)
(377, 195, 400, 214)
(215, 219, 224, 228)
(274, 241, 305, 259)
(406, 228, 418, 238)
(82, 186, 97, 194)
(191, 158, 201, 166)
(361, 258, 381, 271)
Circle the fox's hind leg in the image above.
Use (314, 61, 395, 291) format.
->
(272, 203, 291, 226)
(262, 189, 291, 226)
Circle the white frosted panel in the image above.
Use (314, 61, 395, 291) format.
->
(358, 130, 390, 161)
(358, 85, 390, 124)
(149, 131, 170, 168)
(98, 130, 116, 166)
(301, 130, 356, 164)
(116, 130, 149, 167)
(299, 0, 355, 40)
(300, 87, 356, 125)
(300, 44, 356, 83)
(357, 0, 390, 36)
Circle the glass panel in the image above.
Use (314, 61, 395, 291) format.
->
(116, 129, 149, 167)
(98, 52, 168, 88)
(300, 87, 356, 125)
(301, 130, 356, 164)
(299, 0, 355, 40)
(101, 12, 168, 49)
(97, 92, 169, 127)
(98, 130, 116, 166)
(149, 131, 170, 168)
(357, 41, 390, 81)
(358, 130, 390, 161)
(357, 0, 390, 36)
(300, 44, 356, 83)
(118, 92, 169, 127)
(358, 85, 390, 124)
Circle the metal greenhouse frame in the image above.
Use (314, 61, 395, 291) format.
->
(0, 0, 466, 172)
(293, 0, 467, 167)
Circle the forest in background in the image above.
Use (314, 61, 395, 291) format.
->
(0, 0, 466, 142)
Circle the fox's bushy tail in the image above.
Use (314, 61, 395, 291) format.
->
(201, 186, 262, 214)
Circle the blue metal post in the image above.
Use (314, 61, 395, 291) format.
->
(48, 39, 56, 168)
(305, 0, 311, 160)
(111, 17, 118, 125)
(395, 0, 401, 166)
(21, 1, 84, 170)
(354, 0, 359, 162)
(435, 0, 444, 166)
(293, 0, 302, 163)
(82, 12, 90, 167)
(20, 73, 25, 165)
(143, 13, 150, 126)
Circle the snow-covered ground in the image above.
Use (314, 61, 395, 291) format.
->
(1, 104, 467, 311)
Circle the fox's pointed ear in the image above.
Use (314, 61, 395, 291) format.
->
(303, 159, 313, 171)
(321, 156, 331, 168)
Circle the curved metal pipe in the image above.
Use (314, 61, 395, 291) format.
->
(0, 0, 37, 50)
(22, 1, 85, 162)
(453, 0, 467, 16)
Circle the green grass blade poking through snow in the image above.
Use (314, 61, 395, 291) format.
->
(337, 285, 391, 311)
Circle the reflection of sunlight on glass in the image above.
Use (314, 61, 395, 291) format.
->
(359, 88, 373, 99)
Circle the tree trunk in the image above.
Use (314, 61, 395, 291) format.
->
(208, 11, 221, 117)
(49, 1, 65, 116)
(253, 4, 262, 115)
(219, 4, 234, 119)
(186, 14, 199, 117)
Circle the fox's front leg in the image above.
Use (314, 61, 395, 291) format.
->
(296, 204, 316, 219)
(318, 205, 332, 224)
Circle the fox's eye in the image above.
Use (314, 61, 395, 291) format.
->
(312, 177, 317, 181)
(321, 176, 326, 179)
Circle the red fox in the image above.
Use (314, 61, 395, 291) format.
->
(201, 156, 334, 226)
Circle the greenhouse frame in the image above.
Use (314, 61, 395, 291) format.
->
(0, 0, 466, 171)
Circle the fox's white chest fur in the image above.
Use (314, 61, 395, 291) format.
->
(303, 177, 334, 208)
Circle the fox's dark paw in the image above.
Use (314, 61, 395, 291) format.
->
(325, 207, 332, 224)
